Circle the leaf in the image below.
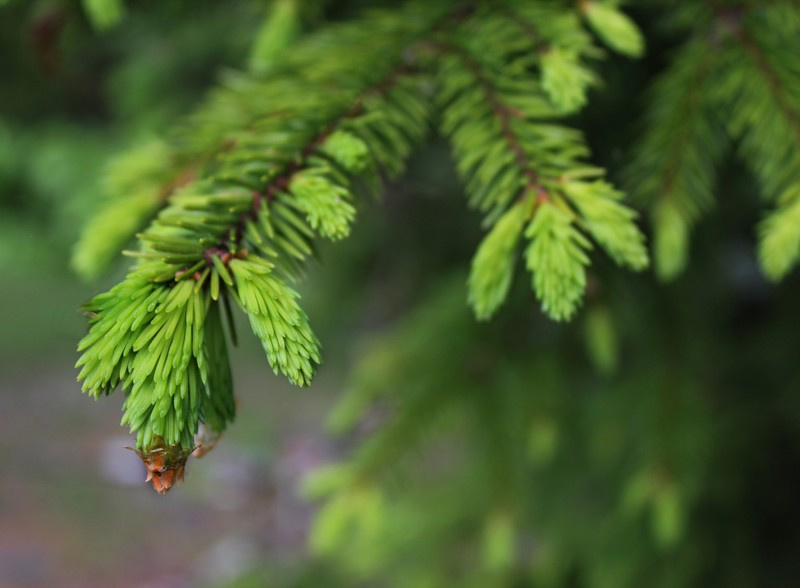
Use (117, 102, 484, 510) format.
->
(82, 0, 125, 30)
(525, 203, 591, 321)
(541, 47, 595, 114)
(582, 1, 644, 58)
(290, 167, 356, 240)
(249, 0, 303, 73)
(468, 199, 529, 320)
(230, 258, 320, 386)
(652, 199, 690, 281)
(584, 304, 618, 375)
(759, 187, 800, 280)
(563, 180, 649, 271)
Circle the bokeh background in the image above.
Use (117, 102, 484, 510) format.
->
(1, 2, 475, 585)
(5, 1, 800, 587)
(1, 2, 350, 585)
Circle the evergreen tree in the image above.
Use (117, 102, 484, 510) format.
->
(18, 0, 800, 584)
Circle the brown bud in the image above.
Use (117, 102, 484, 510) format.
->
(126, 436, 192, 495)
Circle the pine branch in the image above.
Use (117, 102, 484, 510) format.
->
(74, 0, 652, 490)
(624, 37, 726, 281)
(729, 16, 800, 200)
(629, 3, 800, 281)
(439, 7, 647, 321)
(725, 8, 800, 279)
(76, 3, 448, 461)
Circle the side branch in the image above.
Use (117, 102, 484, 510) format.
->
(451, 44, 547, 200)
(736, 29, 800, 146)
(206, 63, 423, 272)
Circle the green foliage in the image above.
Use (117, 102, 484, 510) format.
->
(584, 303, 618, 375)
(628, 2, 800, 281)
(564, 180, 648, 270)
(625, 38, 726, 280)
(230, 258, 320, 386)
(525, 201, 592, 321)
(75, 0, 651, 451)
(541, 46, 597, 114)
(482, 511, 516, 572)
(437, 4, 647, 320)
(759, 187, 800, 279)
(72, 140, 173, 279)
(319, 129, 370, 174)
(581, 1, 644, 58)
(76, 277, 235, 448)
(76, 2, 449, 449)
(468, 200, 528, 320)
(25, 0, 800, 583)
(305, 267, 731, 586)
(290, 165, 356, 241)
(249, 0, 303, 73)
(723, 8, 800, 279)
(82, 0, 125, 30)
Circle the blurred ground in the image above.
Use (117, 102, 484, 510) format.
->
(0, 350, 340, 588)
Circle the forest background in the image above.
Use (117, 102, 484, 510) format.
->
(2, 1, 800, 587)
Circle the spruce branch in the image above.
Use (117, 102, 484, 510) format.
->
(624, 38, 727, 281)
(629, 3, 800, 281)
(504, 4, 601, 114)
(728, 19, 800, 200)
(229, 258, 320, 386)
(76, 2, 448, 469)
(439, 7, 647, 321)
(74, 0, 652, 492)
(248, 0, 303, 74)
(469, 199, 530, 320)
(726, 9, 800, 278)
(540, 46, 598, 115)
(525, 201, 592, 322)
(308, 280, 565, 571)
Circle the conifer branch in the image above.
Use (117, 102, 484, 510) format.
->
(455, 43, 546, 197)
(439, 7, 647, 321)
(629, 3, 800, 281)
(722, 7, 800, 278)
(76, 3, 448, 464)
(738, 40, 800, 140)
(506, 4, 600, 114)
(625, 38, 726, 281)
(74, 0, 652, 489)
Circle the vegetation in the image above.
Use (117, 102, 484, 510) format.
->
(4, 0, 800, 585)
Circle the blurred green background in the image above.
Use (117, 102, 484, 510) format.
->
(5, 1, 800, 587)
(0, 1, 338, 585)
(0, 2, 476, 585)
